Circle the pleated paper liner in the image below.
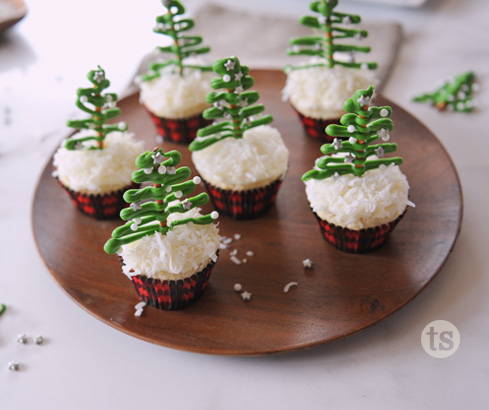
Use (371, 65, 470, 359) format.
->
(313, 211, 407, 253)
(203, 177, 283, 220)
(146, 108, 212, 144)
(129, 259, 217, 310)
(292, 106, 337, 142)
(57, 179, 137, 220)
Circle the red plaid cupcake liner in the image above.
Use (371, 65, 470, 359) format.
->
(292, 107, 338, 142)
(203, 177, 283, 220)
(146, 109, 212, 144)
(129, 259, 216, 310)
(313, 211, 406, 253)
(57, 179, 137, 220)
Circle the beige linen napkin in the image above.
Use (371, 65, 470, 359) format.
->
(130, 3, 402, 92)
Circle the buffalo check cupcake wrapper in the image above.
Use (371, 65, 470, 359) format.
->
(203, 177, 283, 220)
(146, 109, 212, 144)
(58, 179, 136, 220)
(313, 211, 406, 253)
(292, 107, 338, 142)
(129, 259, 216, 310)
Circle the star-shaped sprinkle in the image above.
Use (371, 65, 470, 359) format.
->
(241, 291, 252, 301)
(235, 71, 243, 81)
(375, 146, 385, 157)
(302, 258, 313, 269)
(378, 128, 390, 141)
(93, 70, 105, 83)
(224, 59, 235, 71)
(357, 95, 370, 106)
(333, 138, 342, 150)
(131, 202, 142, 211)
(234, 86, 244, 94)
(153, 152, 164, 164)
(345, 153, 355, 163)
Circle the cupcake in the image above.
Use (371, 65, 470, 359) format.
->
(137, 0, 214, 144)
(302, 86, 414, 253)
(283, 0, 377, 141)
(53, 66, 143, 219)
(189, 56, 289, 220)
(104, 148, 220, 310)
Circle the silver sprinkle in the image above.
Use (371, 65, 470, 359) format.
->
(17, 334, 28, 344)
(8, 362, 20, 371)
(35, 336, 44, 345)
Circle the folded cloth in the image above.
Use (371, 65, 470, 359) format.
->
(128, 3, 402, 93)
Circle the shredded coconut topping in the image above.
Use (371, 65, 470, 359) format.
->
(305, 164, 410, 230)
(119, 208, 220, 280)
(283, 282, 299, 293)
(192, 125, 289, 190)
(139, 57, 214, 119)
(54, 131, 143, 194)
(283, 61, 376, 119)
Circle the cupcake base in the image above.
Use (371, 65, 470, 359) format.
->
(130, 259, 216, 310)
(293, 107, 337, 142)
(58, 179, 136, 220)
(203, 177, 283, 220)
(146, 109, 212, 144)
(313, 211, 406, 253)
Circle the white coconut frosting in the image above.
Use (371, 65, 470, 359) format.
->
(119, 208, 220, 281)
(283, 60, 376, 120)
(305, 164, 411, 230)
(139, 58, 214, 119)
(53, 131, 143, 194)
(192, 125, 289, 191)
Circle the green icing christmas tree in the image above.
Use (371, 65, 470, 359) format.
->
(65, 66, 127, 150)
(141, 0, 211, 81)
(104, 148, 218, 255)
(413, 71, 477, 113)
(188, 56, 273, 151)
(302, 86, 402, 180)
(286, 0, 377, 71)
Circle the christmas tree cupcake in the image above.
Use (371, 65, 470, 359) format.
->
(283, 0, 377, 141)
(302, 87, 413, 252)
(138, 0, 214, 144)
(413, 71, 477, 112)
(189, 56, 289, 220)
(53, 66, 143, 219)
(104, 148, 220, 310)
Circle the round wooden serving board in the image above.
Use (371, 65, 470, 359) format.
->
(32, 70, 462, 355)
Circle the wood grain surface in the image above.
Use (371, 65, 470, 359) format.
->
(32, 70, 463, 355)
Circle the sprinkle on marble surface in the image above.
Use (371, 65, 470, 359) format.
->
(233, 283, 242, 292)
(283, 282, 299, 293)
(302, 258, 313, 269)
(17, 334, 28, 344)
(8, 362, 20, 371)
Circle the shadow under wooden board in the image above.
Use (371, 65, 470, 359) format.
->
(32, 69, 462, 355)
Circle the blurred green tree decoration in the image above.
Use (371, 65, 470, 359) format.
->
(104, 148, 218, 255)
(286, 0, 377, 71)
(302, 86, 402, 180)
(65, 66, 127, 150)
(141, 0, 211, 81)
(189, 56, 273, 151)
(412, 71, 477, 113)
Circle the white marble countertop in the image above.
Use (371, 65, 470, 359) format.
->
(1, 0, 488, 409)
